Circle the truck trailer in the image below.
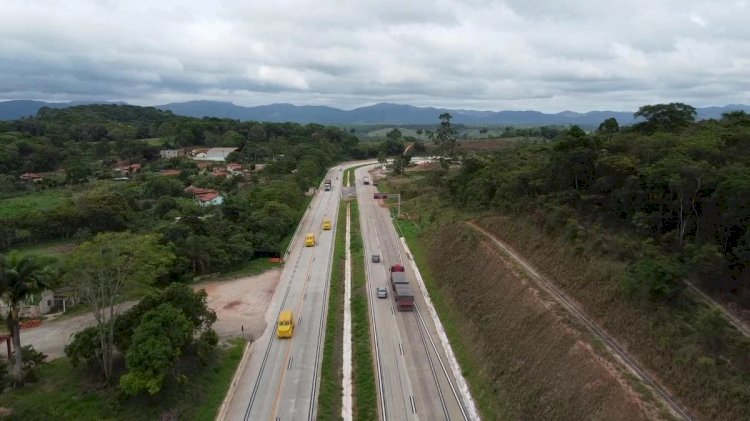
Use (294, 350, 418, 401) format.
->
(390, 271, 408, 291)
(394, 284, 415, 311)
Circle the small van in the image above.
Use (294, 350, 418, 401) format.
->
(322, 218, 332, 230)
(305, 233, 316, 247)
(277, 310, 294, 338)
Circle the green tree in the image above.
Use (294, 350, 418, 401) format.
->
(435, 113, 457, 165)
(119, 303, 192, 395)
(392, 155, 403, 175)
(634, 103, 696, 133)
(178, 234, 220, 274)
(386, 128, 403, 142)
(74, 187, 133, 232)
(246, 123, 267, 143)
(597, 118, 619, 136)
(623, 254, 685, 301)
(0, 253, 52, 385)
(143, 176, 184, 199)
(65, 158, 92, 184)
(65, 233, 174, 381)
(377, 151, 386, 164)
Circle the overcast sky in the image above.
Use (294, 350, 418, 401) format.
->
(1, 0, 749, 112)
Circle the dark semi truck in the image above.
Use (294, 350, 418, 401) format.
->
(390, 264, 414, 311)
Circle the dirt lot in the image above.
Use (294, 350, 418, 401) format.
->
(18, 302, 137, 360)
(15, 268, 282, 360)
(193, 268, 281, 342)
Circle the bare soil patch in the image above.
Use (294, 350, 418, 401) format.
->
(193, 268, 281, 342)
(17, 269, 281, 361)
(18, 301, 137, 360)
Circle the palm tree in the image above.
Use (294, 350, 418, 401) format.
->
(0, 252, 52, 386)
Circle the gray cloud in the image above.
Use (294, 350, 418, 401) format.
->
(0, 0, 748, 112)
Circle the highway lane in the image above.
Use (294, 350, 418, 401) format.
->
(355, 165, 469, 421)
(221, 163, 358, 421)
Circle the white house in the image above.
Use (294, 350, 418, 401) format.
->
(196, 192, 224, 207)
(159, 149, 182, 159)
(192, 147, 238, 162)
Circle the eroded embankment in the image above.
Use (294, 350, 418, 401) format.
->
(422, 223, 664, 421)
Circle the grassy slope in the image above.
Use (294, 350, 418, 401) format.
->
(408, 220, 661, 420)
(384, 172, 750, 421)
(477, 214, 750, 421)
(316, 200, 346, 421)
(0, 189, 68, 219)
(0, 339, 245, 420)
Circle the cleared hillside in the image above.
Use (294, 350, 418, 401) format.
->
(416, 222, 666, 420)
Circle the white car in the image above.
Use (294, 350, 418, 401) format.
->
(376, 287, 388, 299)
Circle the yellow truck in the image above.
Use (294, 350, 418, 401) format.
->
(277, 310, 294, 338)
(305, 233, 316, 247)
(322, 218, 332, 230)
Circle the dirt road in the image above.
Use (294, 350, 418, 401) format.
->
(20, 302, 137, 360)
(16, 268, 282, 360)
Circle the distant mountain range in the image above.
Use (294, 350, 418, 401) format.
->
(2, 99, 749, 127)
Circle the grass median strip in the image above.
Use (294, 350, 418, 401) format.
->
(316, 200, 347, 421)
(350, 199, 377, 420)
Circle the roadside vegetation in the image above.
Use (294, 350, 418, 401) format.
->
(0, 104, 390, 414)
(316, 200, 347, 421)
(349, 200, 377, 420)
(0, 337, 245, 420)
(377, 104, 750, 420)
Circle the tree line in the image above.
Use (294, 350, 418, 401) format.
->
(445, 103, 750, 303)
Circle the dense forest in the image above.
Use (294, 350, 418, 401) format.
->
(0, 104, 380, 279)
(0, 104, 381, 183)
(445, 104, 750, 302)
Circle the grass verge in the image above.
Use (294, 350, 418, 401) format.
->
(389, 213, 502, 419)
(316, 200, 347, 420)
(0, 338, 246, 420)
(350, 200, 377, 420)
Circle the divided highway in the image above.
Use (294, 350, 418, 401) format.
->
(355, 165, 471, 421)
(220, 161, 473, 421)
(221, 164, 355, 421)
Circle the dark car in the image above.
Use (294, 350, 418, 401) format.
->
(372, 254, 380, 263)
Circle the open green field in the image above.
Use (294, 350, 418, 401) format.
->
(0, 190, 68, 219)
(0, 338, 245, 420)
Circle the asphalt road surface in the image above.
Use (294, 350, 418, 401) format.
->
(222, 163, 357, 421)
(355, 165, 470, 421)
